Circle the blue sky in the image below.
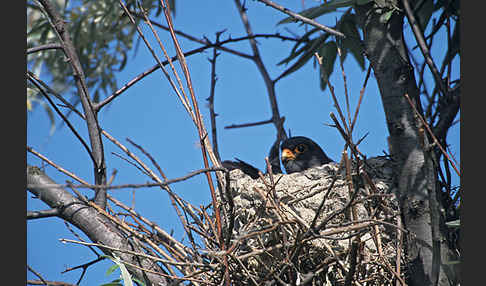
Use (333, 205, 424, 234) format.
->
(27, 1, 460, 285)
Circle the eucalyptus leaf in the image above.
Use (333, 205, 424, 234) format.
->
(318, 41, 338, 91)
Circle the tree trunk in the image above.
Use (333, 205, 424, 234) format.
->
(27, 165, 168, 286)
(354, 3, 458, 285)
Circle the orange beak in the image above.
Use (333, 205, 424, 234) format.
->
(281, 148, 296, 161)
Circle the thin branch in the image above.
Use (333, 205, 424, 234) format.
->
(27, 43, 63, 54)
(27, 146, 90, 185)
(224, 118, 274, 129)
(207, 31, 223, 161)
(27, 280, 77, 286)
(27, 208, 61, 219)
(255, 0, 345, 38)
(403, 93, 460, 177)
(27, 266, 48, 285)
(233, 0, 287, 142)
(27, 167, 228, 190)
(27, 74, 97, 166)
(38, 0, 107, 208)
(402, 0, 448, 96)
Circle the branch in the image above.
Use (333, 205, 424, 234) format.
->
(255, 0, 345, 38)
(402, 0, 448, 96)
(207, 32, 223, 161)
(26, 43, 63, 54)
(27, 208, 61, 219)
(224, 118, 274, 129)
(403, 93, 460, 177)
(233, 0, 287, 142)
(38, 0, 107, 208)
(26, 165, 169, 285)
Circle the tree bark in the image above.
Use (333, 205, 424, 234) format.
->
(354, 2, 458, 285)
(27, 165, 168, 286)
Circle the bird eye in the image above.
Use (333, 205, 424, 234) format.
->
(295, 144, 307, 154)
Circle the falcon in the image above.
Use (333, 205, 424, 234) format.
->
(222, 136, 332, 177)
(280, 136, 333, 174)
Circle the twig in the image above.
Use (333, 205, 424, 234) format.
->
(207, 31, 223, 161)
(403, 93, 460, 177)
(61, 256, 105, 285)
(38, 0, 107, 208)
(27, 146, 90, 185)
(224, 118, 274, 129)
(233, 0, 287, 142)
(350, 65, 372, 133)
(107, 194, 192, 259)
(255, 0, 345, 38)
(27, 43, 63, 54)
(27, 208, 61, 219)
(27, 280, 76, 286)
(402, 0, 447, 96)
(343, 239, 359, 286)
(28, 74, 97, 167)
(27, 266, 48, 285)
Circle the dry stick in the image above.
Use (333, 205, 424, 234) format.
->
(125, 138, 196, 236)
(402, 0, 448, 97)
(224, 118, 274, 129)
(85, 199, 181, 276)
(28, 75, 97, 167)
(137, 2, 193, 115)
(403, 93, 460, 177)
(26, 71, 85, 119)
(27, 146, 90, 186)
(134, 13, 302, 60)
(207, 33, 222, 161)
(314, 53, 350, 135)
(39, 0, 107, 208)
(107, 195, 192, 259)
(153, 0, 226, 253)
(233, 0, 287, 141)
(60, 239, 215, 269)
(350, 65, 372, 133)
(95, 32, 298, 111)
(118, 0, 195, 123)
(27, 167, 229, 191)
(336, 44, 352, 132)
(27, 43, 63, 54)
(255, 0, 345, 38)
(27, 266, 49, 285)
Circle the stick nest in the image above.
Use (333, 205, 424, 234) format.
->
(205, 156, 407, 285)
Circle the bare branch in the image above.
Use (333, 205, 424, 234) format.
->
(27, 43, 63, 54)
(27, 208, 61, 219)
(255, 0, 345, 38)
(402, 0, 448, 96)
(38, 0, 107, 208)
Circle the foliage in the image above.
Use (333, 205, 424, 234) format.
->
(27, 0, 168, 115)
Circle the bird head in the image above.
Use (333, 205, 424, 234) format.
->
(280, 136, 332, 174)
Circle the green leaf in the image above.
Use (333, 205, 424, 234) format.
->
(318, 41, 338, 91)
(380, 10, 394, 23)
(445, 219, 460, 228)
(278, 33, 329, 66)
(277, 34, 328, 81)
(105, 263, 119, 276)
(278, 5, 337, 25)
(337, 13, 365, 70)
(99, 280, 123, 286)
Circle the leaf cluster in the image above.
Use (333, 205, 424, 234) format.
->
(27, 0, 165, 112)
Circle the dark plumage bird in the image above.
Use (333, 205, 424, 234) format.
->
(222, 136, 332, 178)
(280, 136, 333, 174)
(222, 158, 261, 179)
